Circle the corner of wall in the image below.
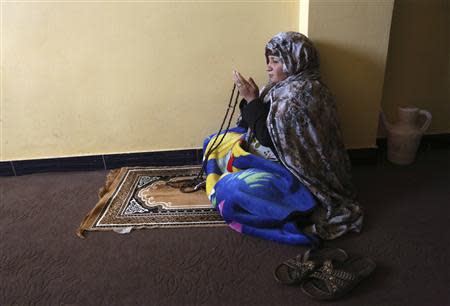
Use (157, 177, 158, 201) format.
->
(299, 0, 309, 36)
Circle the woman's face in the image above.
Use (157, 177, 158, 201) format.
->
(266, 55, 287, 84)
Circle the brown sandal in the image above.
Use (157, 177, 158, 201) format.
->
(301, 257, 376, 300)
(274, 248, 348, 285)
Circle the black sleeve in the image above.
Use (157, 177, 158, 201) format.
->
(241, 98, 274, 148)
(237, 99, 249, 129)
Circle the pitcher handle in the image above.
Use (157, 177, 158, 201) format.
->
(379, 110, 392, 130)
(418, 110, 432, 133)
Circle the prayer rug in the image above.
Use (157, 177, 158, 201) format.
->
(77, 165, 225, 238)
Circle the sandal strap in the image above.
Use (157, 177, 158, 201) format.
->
(309, 260, 357, 294)
(283, 258, 316, 281)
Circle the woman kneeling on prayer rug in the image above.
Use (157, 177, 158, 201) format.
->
(203, 32, 363, 245)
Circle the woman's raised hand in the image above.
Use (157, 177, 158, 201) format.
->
(233, 70, 259, 102)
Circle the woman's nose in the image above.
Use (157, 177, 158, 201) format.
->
(266, 64, 272, 72)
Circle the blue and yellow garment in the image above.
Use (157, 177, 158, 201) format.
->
(203, 127, 317, 245)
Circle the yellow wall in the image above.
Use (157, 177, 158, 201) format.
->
(1, 1, 402, 161)
(381, 0, 450, 134)
(308, 0, 394, 149)
(1, 2, 298, 161)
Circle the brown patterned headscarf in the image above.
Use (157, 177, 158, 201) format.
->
(265, 31, 319, 75)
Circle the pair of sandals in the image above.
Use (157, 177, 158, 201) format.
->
(274, 248, 376, 300)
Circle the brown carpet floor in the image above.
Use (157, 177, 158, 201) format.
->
(1, 149, 449, 306)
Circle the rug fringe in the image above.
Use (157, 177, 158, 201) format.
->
(76, 167, 128, 238)
(98, 168, 121, 199)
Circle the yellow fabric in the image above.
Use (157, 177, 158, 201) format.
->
(206, 173, 221, 196)
(204, 132, 242, 161)
(204, 131, 251, 197)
